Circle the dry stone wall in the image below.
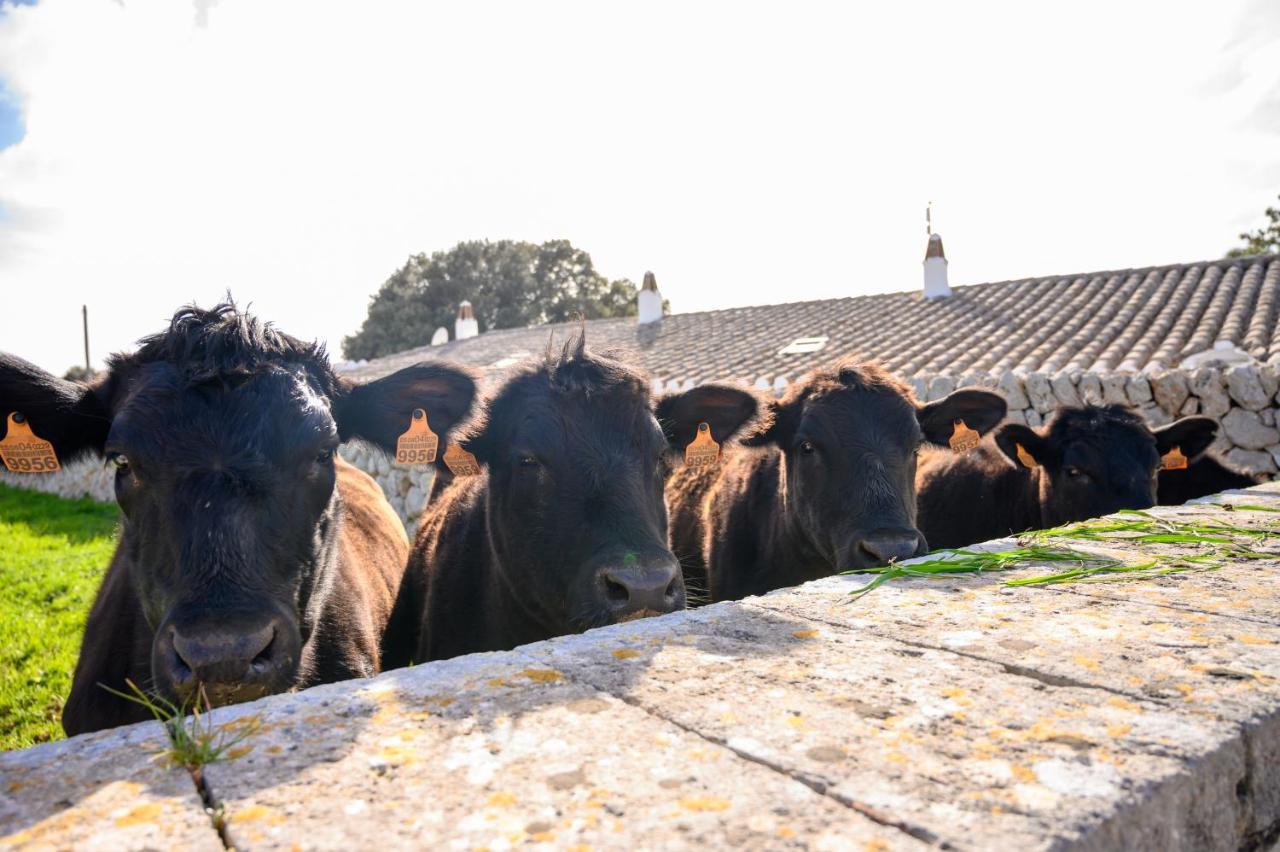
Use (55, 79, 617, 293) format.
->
(3, 365, 1276, 524)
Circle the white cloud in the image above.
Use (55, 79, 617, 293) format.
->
(0, 0, 1277, 372)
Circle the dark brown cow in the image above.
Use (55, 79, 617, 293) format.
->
(666, 361, 1007, 603)
(0, 303, 477, 735)
(381, 337, 761, 664)
(918, 404, 1218, 549)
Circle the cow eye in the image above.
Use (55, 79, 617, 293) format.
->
(1065, 466, 1088, 479)
(315, 447, 336, 465)
(798, 440, 817, 455)
(518, 455, 540, 468)
(109, 453, 130, 472)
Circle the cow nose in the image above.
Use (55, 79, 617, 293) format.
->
(855, 529, 926, 566)
(154, 612, 297, 707)
(599, 558, 685, 619)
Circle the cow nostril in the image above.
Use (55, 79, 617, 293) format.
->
(604, 577, 629, 604)
(665, 579, 679, 600)
(250, 630, 276, 673)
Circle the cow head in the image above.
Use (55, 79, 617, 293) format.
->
(462, 336, 759, 631)
(0, 303, 477, 708)
(747, 362, 1007, 568)
(995, 405, 1217, 527)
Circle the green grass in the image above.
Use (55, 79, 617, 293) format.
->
(0, 483, 118, 750)
(847, 509, 1280, 599)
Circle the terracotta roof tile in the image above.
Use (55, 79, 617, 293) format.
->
(343, 254, 1280, 384)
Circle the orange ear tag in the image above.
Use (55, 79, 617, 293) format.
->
(0, 412, 61, 474)
(948, 419, 981, 453)
(1015, 443, 1040, 469)
(395, 409, 439, 465)
(684, 422, 721, 467)
(442, 443, 481, 477)
(1161, 445, 1188, 471)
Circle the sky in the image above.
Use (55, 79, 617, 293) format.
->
(1, 0, 1278, 374)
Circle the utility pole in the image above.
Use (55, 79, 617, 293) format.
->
(82, 305, 90, 372)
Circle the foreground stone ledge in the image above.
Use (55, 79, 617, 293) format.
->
(1, 483, 1278, 850)
(200, 651, 914, 850)
(0, 719, 221, 851)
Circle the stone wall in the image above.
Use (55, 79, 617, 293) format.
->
(905, 363, 1280, 477)
(4, 364, 1275, 521)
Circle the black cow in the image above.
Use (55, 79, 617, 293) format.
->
(381, 336, 761, 664)
(666, 361, 1008, 602)
(0, 303, 477, 734)
(1158, 452, 1262, 505)
(918, 404, 1218, 548)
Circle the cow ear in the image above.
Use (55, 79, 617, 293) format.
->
(917, 389, 1007, 446)
(1154, 416, 1217, 461)
(655, 384, 765, 450)
(738, 400, 791, 448)
(334, 362, 478, 453)
(995, 423, 1051, 469)
(0, 353, 111, 464)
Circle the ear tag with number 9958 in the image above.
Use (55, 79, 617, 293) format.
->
(0, 412, 61, 474)
(396, 409, 439, 465)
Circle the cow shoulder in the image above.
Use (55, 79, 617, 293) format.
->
(414, 475, 495, 661)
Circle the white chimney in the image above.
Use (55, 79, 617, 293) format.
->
(455, 301, 479, 340)
(923, 233, 950, 299)
(430, 326, 449, 346)
(638, 271, 663, 324)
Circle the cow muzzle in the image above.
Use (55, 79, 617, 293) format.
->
(596, 555, 686, 621)
(152, 608, 302, 708)
(845, 527, 928, 568)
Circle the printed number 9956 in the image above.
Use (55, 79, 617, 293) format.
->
(6, 455, 57, 472)
(397, 449, 435, 464)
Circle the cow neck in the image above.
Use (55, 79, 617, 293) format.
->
(1027, 465, 1050, 531)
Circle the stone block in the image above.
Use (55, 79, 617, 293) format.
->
(1189, 368, 1231, 418)
(1023, 372, 1056, 413)
(997, 371, 1029, 409)
(1225, 447, 1278, 475)
(1148, 370, 1190, 416)
(927, 374, 955, 402)
(1078, 373, 1104, 405)
(1221, 408, 1280, 450)
(1225, 364, 1270, 410)
(1125, 373, 1153, 405)
(1179, 398, 1200, 417)
(1101, 373, 1129, 405)
(1050, 371, 1081, 407)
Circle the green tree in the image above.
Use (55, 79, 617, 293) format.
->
(1226, 193, 1280, 258)
(343, 240, 646, 360)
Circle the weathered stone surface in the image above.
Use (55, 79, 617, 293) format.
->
(926, 374, 955, 402)
(1260, 365, 1280, 401)
(202, 651, 913, 851)
(1226, 447, 1279, 475)
(998, 371, 1030, 409)
(1139, 403, 1174, 428)
(1050, 371, 1081, 407)
(1100, 373, 1129, 405)
(1024, 372, 1056, 413)
(1190, 367, 1232, 418)
(1222, 408, 1280, 450)
(1078, 373, 1104, 405)
(1179, 397, 1200, 416)
(1148, 369, 1190, 416)
(0, 720, 220, 851)
(1125, 373, 1153, 406)
(1005, 409, 1027, 425)
(1026, 408, 1044, 427)
(1227, 365, 1271, 410)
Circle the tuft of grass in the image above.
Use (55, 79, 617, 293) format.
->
(846, 508, 1279, 599)
(0, 484, 118, 750)
(102, 679, 259, 770)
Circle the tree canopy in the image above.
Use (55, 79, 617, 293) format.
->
(342, 240, 644, 360)
(1226, 193, 1280, 258)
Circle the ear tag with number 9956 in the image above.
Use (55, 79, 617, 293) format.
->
(395, 409, 439, 465)
(0, 412, 61, 474)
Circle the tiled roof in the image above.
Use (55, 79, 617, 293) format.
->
(343, 254, 1280, 386)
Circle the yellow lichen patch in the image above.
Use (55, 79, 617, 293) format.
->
(519, 668, 566, 683)
(777, 826, 797, 839)
(486, 677, 508, 687)
(224, 745, 253, 760)
(784, 714, 808, 731)
(1106, 696, 1143, 713)
(1011, 764, 1036, 784)
(222, 713, 263, 733)
(941, 686, 967, 698)
(791, 630, 819, 639)
(1071, 654, 1101, 672)
(114, 802, 163, 828)
(864, 839, 891, 852)
(1176, 683, 1196, 697)
(487, 791, 517, 807)
(884, 751, 907, 764)
(234, 804, 286, 825)
(378, 746, 418, 766)
(679, 796, 731, 812)
(6, 780, 23, 793)
(303, 714, 329, 725)
(265, 745, 283, 754)
(611, 648, 641, 660)
(1106, 723, 1133, 738)
(529, 831, 556, 842)
(1236, 634, 1275, 645)
(719, 712, 740, 724)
